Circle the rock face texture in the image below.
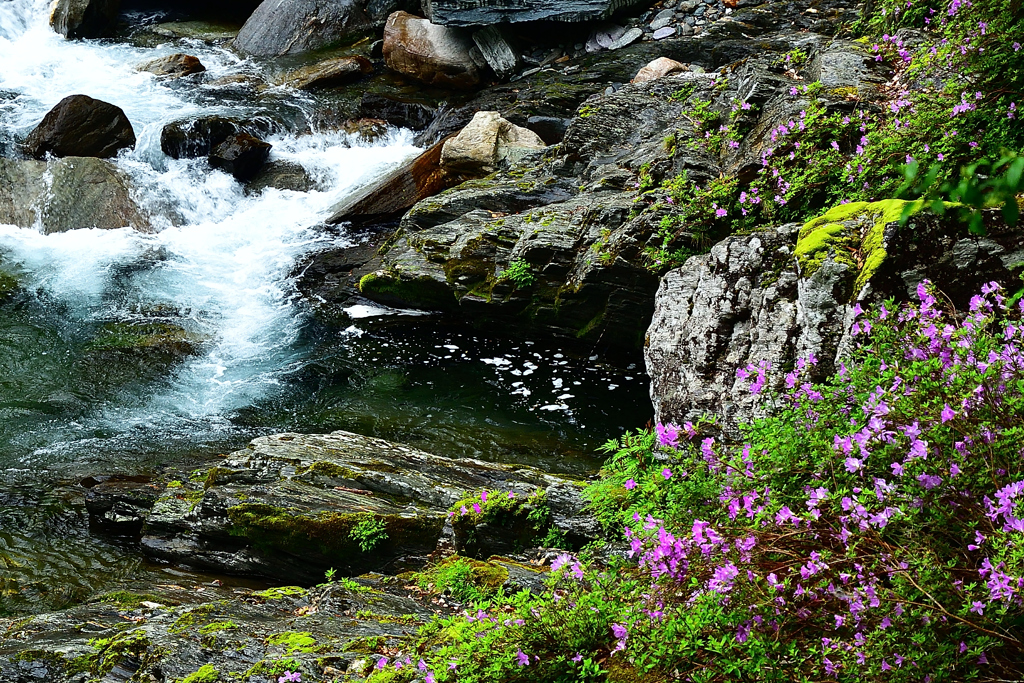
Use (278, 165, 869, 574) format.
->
(383, 11, 486, 89)
(23, 94, 135, 159)
(645, 204, 1024, 433)
(135, 53, 206, 78)
(83, 430, 597, 582)
(423, 0, 646, 27)
(0, 157, 150, 233)
(233, 0, 374, 56)
(49, 0, 120, 38)
(439, 110, 546, 175)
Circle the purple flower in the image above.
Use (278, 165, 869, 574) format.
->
(426, 673, 436, 683)
(941, 404, 955, 422)
(611, 623, 628, 639)
(624, 478, 636, 490)
(375, 658, 388, 670)
(516, 650, 530, 666)
(656, 423, 680, 448)
(472, 502, 481, 514)
(278, 673, 301, 683)
(481, 490, 488, 502)
(970, 601, 985, 615)
(662, 468, 673, 480)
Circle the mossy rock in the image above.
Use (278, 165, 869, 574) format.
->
(86, 320, 205, 356)
(796, 199, 942, 293)
(0, 268, 19, 299)
(357, 270, 457, 311)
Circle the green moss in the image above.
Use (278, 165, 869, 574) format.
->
(198, 620, 238, 635)
(241, 658, 302, 680)
(306, 460, 358, 479)
(203, 467, 234, 490)
(179, 664, 219, 683)
(358, 271, 456, 310)
(166, 480, 183, 488)
(169, 603, 218, 633)
(354, 610, 421, 625)
(0, 269, 18, 298)
(414, 556, 509, 602)
(576, 310, 605, 339)
(342, 635, 387, 654)
(90, 630, 156, 676)
(252, 585, 307, 600)
(796, 199, 936, 292)
(11, 650, 92, 676)
(266, 631, 320, 654)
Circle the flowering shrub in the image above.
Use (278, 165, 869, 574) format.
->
(367, 280, 1024, 682)
(639, 0, 1023, 272)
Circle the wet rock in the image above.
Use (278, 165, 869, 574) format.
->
(50, 0, 120, 39)
(234, 0, 374, 56)
(357, 93, 437, 131)
(135, 53, 206, 78)
(0, 577, 447, 683)
(280, 56, 374, 90)
(607, 26, 643, 49)
(525, 115, 571, 145)
(121, 430, 598, 581)
(423, 0, 647, 27)
(632, 56, 687, 82)
(645, 205, 1024, 433)
(806, 38, 891, 98)
(0, 157, 150, 234)
(22, 94, 135, 159)
(82, 475, 161, 536)
(383, 11, 486, 90)
(246, 160, 324, 194)
(160, 115, 274, 159)
(208, 133, 272, 181)
(326, 137, 468, 226)
(439, 110, 546, 175)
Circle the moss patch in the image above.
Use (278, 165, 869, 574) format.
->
(796, 199, 936, 292)
(358, 270, 456, 310)
(179, 664, 219, 683)
(266, 631, 320, 654)
(85, 321, 203, 355)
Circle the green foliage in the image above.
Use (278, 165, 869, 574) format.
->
(349, 515, 389, 552)
(500, 259, 536, 288)
(416, 557, 509, 603)
(179, 664, 219, 683)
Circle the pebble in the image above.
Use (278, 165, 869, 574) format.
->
(653, 8, 676, 21)
(653, 25, 677, 39)
(595, 25, 626, 48)
(650, 15, 674, 30)
(678, 22, 695, 35)
(607, 26, 643, 50)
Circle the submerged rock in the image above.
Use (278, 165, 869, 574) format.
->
(209, 133, 272, 181)
(23, 94, 135, 159)
(0, 156, 150, 233)
(645, 203, 1024, 433)
(357, 92, 437, 131)
(234, 0, 374, 56)
(135, 53, 207, 78)
(383, 11, 486, 90)
(50, 0, 120, 39)
(246, 160, 324, 194)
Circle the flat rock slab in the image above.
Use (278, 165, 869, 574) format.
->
(424, 0, 646, 27)
(128, 430, 596, 582)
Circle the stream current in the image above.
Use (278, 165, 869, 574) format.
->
(0, 0, 652, 616)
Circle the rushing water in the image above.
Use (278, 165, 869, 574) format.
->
(0, 0, 652, 615)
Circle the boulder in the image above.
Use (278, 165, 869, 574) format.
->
(135, 53, 206, 78)
(50, 0, 120, 39)
(246, 160, 323, 194)
(383, 11, 486, 90)
(280, 55, 374, 90)
(233, 0, 374, 57)
(208, 133, 272, 181)
(632, 56, 688, 83)
(439, 110, 546, 175)
(22, 94, 135, 159)
(108, 430, 599, 581)
(645, 203, 1024, 433)
(326, 137, 467, 225)
(472, 25, 519, 79)
(160, 115, 270, 159)
(357, 92, 437, 130)
(423, 0, 646, 27)
(0, 157, 150, 233)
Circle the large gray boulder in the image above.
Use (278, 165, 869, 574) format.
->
(0, 157, 149, 233)
(23, 94, 135, 159)
(50, 0, 120, 38)
(645, 204, 1024, 433)
(423, 0, 645, 27)
(233, 0, 374, 57)
(383, 11, 486, 90)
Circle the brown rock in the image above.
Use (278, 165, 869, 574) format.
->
(383, 11, 485, 89)
(50, 0, 120, 39)
(209, 134, 272, 181)
(632, 56, 688, 83)
(280, 56, 374, 90)
(440, 110, 546, 175)
(326, 136, 468, 225)
(23, 94, 136, 159)
(136, 53, 207, 78)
